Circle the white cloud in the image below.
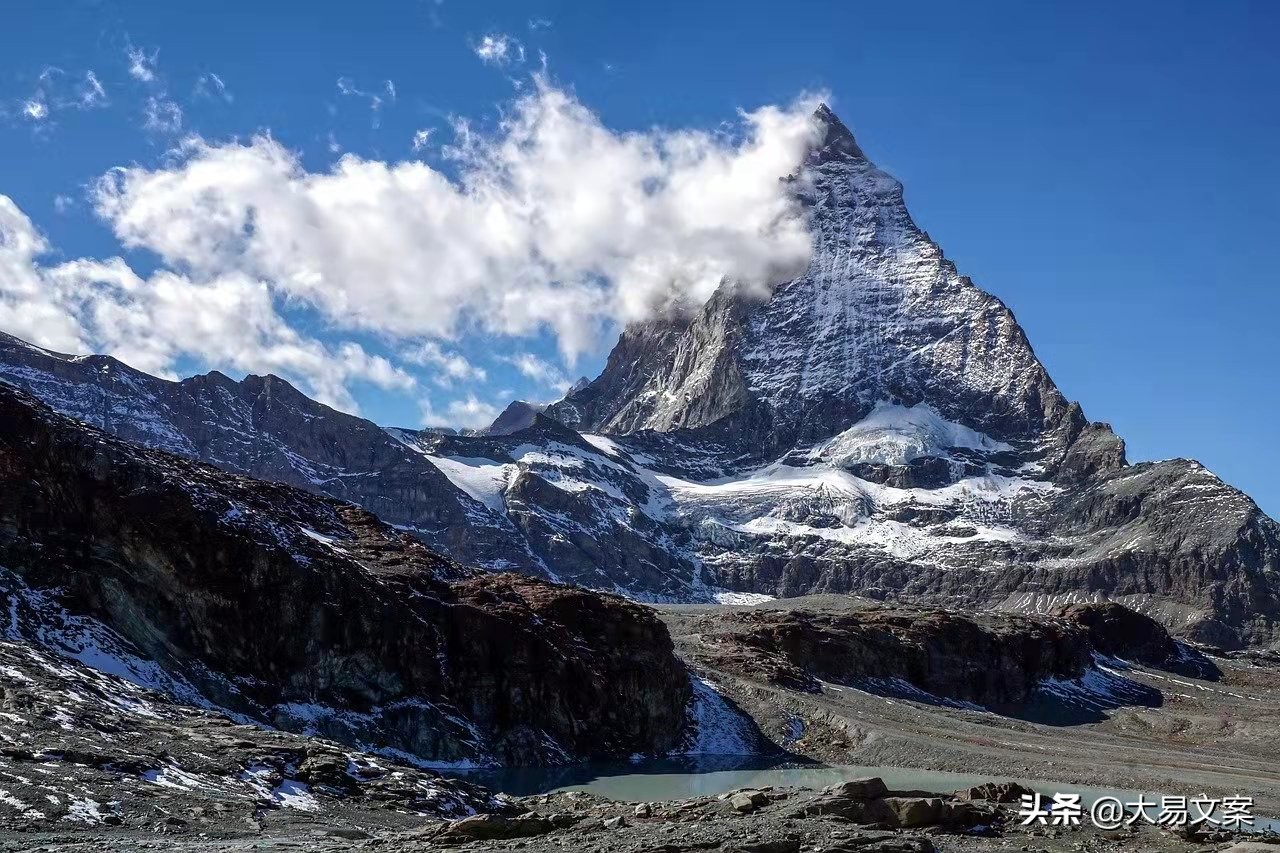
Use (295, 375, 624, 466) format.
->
(505, 352, 569, 391)
(124, 45, 186, 136)
(143, 96, 183, 133)
(0, 195, 412, 413)
(77, 71, 107, 108)
(411, 128, 432, 152)
(92, 77, 822, 363)
(126, 46, 158, 83)
(420, 394, 500, 430)
(402, 340, 486, 386)
(13, 68, 105, 123)
(194, 72, 232, 103)
(473, 33, 524, 66)
(0, 196, 83, 350)
(527, 18, 553, 31)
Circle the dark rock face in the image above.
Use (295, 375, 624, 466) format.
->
(543, 317, 691, 435)
(0, 383, 691, 765)
(700, 607, 1094, 706)
(1058, 602, 1180, 666)
(484, 400, 547, 436)
(0, 331, 541, 575)
(0, 597, 516, 830)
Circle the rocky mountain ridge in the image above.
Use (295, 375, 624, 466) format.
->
(0, 381, 707, 767)
(1, 105, 1277, 648)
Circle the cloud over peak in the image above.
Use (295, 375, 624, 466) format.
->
(92, 76, 822, 363)
(1, 77, 824, 423)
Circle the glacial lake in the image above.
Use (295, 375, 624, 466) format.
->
(445, 757, 1279, 834)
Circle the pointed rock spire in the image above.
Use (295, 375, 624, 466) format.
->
(810, 103, 866, 163)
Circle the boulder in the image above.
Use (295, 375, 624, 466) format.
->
(436, 813, 555, 842)
(940, 799, 994, 827)
(868, 796, 944, 828)
(825, 777, 889, 800)
(729, 790, 770, 813)
(953, 781, 1035, 803)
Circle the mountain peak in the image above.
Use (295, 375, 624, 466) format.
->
(810, 103, 866, 163)
(483, 399, 547, 436)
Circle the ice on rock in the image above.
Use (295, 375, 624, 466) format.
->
(812, 402, 1011, 468)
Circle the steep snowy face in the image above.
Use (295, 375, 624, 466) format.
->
(738, 110, 1070, 442)
(551, 107, 1075, 458)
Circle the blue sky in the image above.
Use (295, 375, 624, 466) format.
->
(1, 0, 1277, 515)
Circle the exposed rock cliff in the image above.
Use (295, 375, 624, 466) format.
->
(689, 600, 1187, 708)
(0, 382, 691, 766)
(548, 106, 1082, 466)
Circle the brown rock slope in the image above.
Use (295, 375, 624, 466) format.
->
(690, 601, 1190, 707)
(0, 382, 690, 765)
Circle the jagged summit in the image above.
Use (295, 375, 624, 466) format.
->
(548, 105, 1075, 465)
(809, 103, 867, 163)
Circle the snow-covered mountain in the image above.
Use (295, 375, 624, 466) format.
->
(3, 106, 1277, 648)
(550, 106, 1078, 465)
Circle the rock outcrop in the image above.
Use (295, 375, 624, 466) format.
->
(1058, 602, 1180, 665)
(688, 600, 1192, 709)
(700, 607, 1095, 705)
(0, 382, 691, 765)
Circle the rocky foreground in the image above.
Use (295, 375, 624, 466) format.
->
(2, 775, 1275, 852)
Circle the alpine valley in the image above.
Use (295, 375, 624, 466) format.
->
(2, 107, 1280, 851)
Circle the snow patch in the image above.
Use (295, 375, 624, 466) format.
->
(426, 456, 511, 512)
(676, 677, 758, 756)
(63, 798, 109, 824)
(713, 592, 776, 606)
(813, 402, 1010, 468)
